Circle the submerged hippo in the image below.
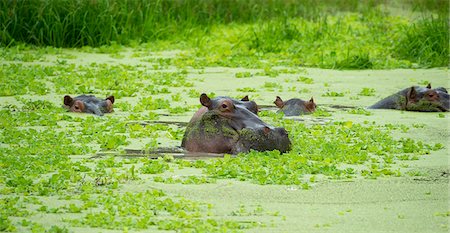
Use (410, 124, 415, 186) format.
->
(64, 95, 115, 116)
(181, 94, 291, 154)
(274, 96, 316, 116)
(368, 84, 449, 112)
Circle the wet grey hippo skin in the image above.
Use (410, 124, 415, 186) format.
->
(181, 93, 291, 154)
(64, 95, 115, 116)
(368, 84, 449, 112)
(274, 96, 316, 116)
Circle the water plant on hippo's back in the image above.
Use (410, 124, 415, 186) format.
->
(274, 96, 316, 116)
(181, 93, 291, 154)
(64, 95, 115, 116)
(368, 84, 449, 112)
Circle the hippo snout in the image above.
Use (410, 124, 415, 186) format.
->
(272, 127, 291, 152)
(235, 126, 291, 154)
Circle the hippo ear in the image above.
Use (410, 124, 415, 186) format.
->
(200, 93, 212, 108)
(426, 83, 431, 89)
(106, 95, 115, 104)
(306, 97, 317, 112)
(64, 95, 74, 106)
(407, 86, 417, 101)
(274, 96, 284, 108)
(241, 95, 249, 101)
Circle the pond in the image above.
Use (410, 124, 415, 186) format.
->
(0, 48, 448, 232)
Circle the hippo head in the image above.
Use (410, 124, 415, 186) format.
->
(182, 93, 291, 154)
(208, 95, 259, 115)
(405, 84, 449, 112)
(200, 93, 265, 130)
(274, 96, 316, 116)
(64, 95, 115, 116)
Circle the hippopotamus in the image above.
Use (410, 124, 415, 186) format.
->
(181, 94, 291, 154)
(368, 84, 449, 112)
(274, 96, 316, 116)
(63, 95, 115, 116)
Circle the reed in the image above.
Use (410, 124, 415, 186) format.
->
(2, 0, 445, 47)
(394, 16, 449, 67)
(0, 0, 304, 47)
(0, 0, 448, 68)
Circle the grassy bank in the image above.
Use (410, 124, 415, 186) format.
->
(1, 0, 448, 68)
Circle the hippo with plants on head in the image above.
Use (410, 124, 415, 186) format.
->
(181, 94, 291, 154)
(274, 96, 316, 116)
(63, 95, 115, 116)
(368, 84, 449, 112)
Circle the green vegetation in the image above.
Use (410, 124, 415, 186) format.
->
(322, 91, 345, 97)
(65, 190, 257, 231)
(393, 16, 448, 67)
(235, 72, 253, 78)
(1, 55, 444, 230)
(153, 175, 216, 184)
(348, 108, 373, 116)
(196, 120, 440, 184)
(358, 88, 376, 96)
(1, 0, 448, 69)
(312, 108, 333, 117)
(297, 76, 314, 84)
(0, 99, 264, 231)
(0, 1, 448, 232)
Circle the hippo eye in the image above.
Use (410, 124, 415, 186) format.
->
(74, 106, 80, 110)
(428, 93, 438, 99)
(221, 104, 228, 109)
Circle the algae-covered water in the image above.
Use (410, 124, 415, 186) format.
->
(1, 49, 449, 233)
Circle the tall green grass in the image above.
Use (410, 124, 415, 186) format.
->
(0, 0, 448, 68)
(0, 0, 318, 47)
(1, 0, 447, 47)
(408, 0, 449, 15)
(184, 12, 412, 69)
(394, 16, 449, 67)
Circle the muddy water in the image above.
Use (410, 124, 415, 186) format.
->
(3, 50, 449, 232)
